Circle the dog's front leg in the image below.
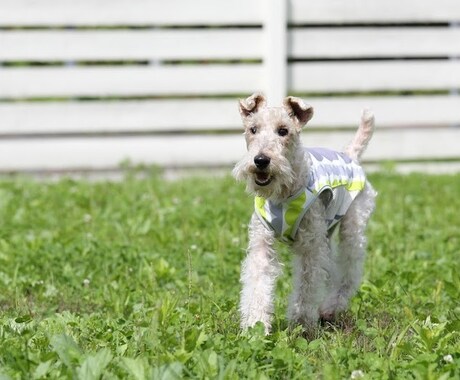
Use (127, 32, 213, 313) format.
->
(287, 202, 333, 332)
(240, 213, 281, 334)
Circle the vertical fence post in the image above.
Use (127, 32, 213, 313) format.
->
(450, 22, 459, 96)
(264, 0, 288, 106)
(450, 22, 459, 127)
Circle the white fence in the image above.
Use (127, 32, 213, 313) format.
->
(0, 0, 459, 174)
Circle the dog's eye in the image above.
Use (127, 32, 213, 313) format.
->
(277, 127, 288, 137)
(249, 126, 257, 134)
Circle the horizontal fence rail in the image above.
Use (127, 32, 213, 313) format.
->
(3, 27, 460, 62)
(3, 0, 460, 26)
(0, 0, 459, 174)
(290, 61, 460, 93)
(0, 0, 264, 26)
(291, 28, 460, 58)
(0, 96, 458, 136)
(1, 129, 459, 172)
(3, 61, 459, 98)
(289, 0, 460, 24)
(0, 30, 263, 61)
(0, 66, 263, 98)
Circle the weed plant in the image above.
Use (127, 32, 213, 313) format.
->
(0, 171, 459, 379)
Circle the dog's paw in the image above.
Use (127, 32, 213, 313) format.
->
(319, 296, 347, 322)
(319, 310, 336, 323)
(288, 305, 320, 331)
(241, 316, 272, 335)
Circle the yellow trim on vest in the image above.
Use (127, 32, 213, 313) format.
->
(346, 180, 365, 192)
(315, 179, 365, 193)
(283, 191, 307, 239)
(254, 196, 267, 220)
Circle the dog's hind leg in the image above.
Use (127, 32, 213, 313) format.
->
(320, 182, 377, 321)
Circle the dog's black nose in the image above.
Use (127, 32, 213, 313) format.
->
(254, 154, 271, 169)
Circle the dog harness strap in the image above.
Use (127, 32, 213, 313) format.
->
(255, 188, 318, 242)
(254, 148, 366, 242)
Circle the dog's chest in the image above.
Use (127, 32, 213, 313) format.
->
(254, 147, 366, 242)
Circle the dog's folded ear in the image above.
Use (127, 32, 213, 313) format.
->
(239, 93, 267, 118)
(283, 96, 314, 126)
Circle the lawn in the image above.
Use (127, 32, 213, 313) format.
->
(0, 171, 459, 379)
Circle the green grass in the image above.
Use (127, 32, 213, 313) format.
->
(0, 171, 459, 379)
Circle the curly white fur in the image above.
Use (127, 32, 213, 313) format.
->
(234, 93, 377, 334)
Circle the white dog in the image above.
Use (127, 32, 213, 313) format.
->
(233, 93, 377, 334)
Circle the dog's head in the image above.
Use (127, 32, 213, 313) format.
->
(232, 93, 314, 200)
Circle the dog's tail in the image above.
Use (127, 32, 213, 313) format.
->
(344, 109, 375, 162)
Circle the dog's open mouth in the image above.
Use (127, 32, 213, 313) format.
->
(255, 172, 272, 186)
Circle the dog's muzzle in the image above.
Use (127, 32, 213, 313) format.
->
(255, 171, 272, 186)
(254, 154, 270, 170)
(253, 154, 272, 186)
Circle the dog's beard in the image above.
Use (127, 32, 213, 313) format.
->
(232, 155, 296, 200)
